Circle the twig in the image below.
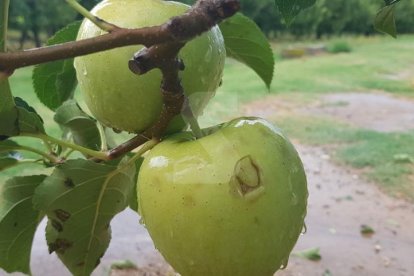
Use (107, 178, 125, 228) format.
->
(65, 0, 120, 32)
(0, 0, 240, 71)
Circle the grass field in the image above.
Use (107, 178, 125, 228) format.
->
(3, 35, 414, 200)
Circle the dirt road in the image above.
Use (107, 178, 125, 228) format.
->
(278, 144, 414, 276)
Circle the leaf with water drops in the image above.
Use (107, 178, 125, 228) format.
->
(32, 158, 136, 275)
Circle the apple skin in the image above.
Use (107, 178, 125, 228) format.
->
(74, 0, 225, 133)
(138, 117, 308, 276)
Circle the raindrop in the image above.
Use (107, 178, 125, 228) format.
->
(301, 223, 308, 235)
(83, 69, 88, 76)
(204, 45, 213, 62)
(291, 193, 298, 206)
(280, 258, 289, 270)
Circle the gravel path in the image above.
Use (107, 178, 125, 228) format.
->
(278, 144, 414, 276)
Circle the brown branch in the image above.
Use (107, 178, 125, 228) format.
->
(0, 0, 240, 71)
(107, 42, 186, 160)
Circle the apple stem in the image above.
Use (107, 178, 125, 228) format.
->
(126, 139, 159, 166)
(65, 0, 119, 32)
(97, 123, 108, 151)
(183, 103, 204, 139)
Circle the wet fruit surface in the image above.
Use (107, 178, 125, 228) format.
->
(138, 117, 308, 276)
(75, 0, 225, 133)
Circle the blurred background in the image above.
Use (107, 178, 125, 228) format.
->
(2, 0, 414, 275)
(7, 0, 414, 50)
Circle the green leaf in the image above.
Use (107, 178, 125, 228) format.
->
(32, 21, 81, 110)
(275, 0, 316, 25)
(0, 141, 19, 171)
(110, 260, 138, 270)
(0, 80, 17, 140)
(15, 97, 45, 135)
(33, 158, 136, 276)
(16, 106, 45, 135)
(0, 157, 19, 172)
(54, 100, 101, 150)
(0, 175, 47, 274)
(129, 157, 144, 212)
(0, 97, 45, 138)
(219, 13, 274, 89)
(14, 97, 43, 119)
(293, 247, 322, 261)
(0, 140, 20, 171)
(323, 269, 332, 276)
(384, 0, 401, 5)
(0, 140, 20, 153)
(360, 224, 375, 236)
(374, 4, 397, 38)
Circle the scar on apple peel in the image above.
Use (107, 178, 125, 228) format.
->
(230, 155, 264, 200)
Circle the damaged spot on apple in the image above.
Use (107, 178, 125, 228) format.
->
(230, 155, 264, 199)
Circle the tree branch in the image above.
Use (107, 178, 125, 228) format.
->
(0, 0, 240, 71)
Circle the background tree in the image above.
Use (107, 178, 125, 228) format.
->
(9, 0, 98, 48)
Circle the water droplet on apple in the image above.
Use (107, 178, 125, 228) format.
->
(301, 223, 308, 235)
(291, 192, 298, 206)
(83, 69, 88, 76)
(280, 258, 289, 270)
(204, 45, 213, 62)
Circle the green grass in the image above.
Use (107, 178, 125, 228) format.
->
(271, 36, 414, 95)
(258, 36, 414, 96)
(277, 115, 414, 201)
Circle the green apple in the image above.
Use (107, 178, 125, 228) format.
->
(74, 0, 225, 133)
(138, 117, 308, 276)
